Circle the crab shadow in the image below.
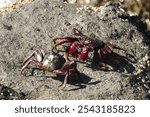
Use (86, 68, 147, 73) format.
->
(44, 72, 101, 91)
(28, 67, 101, 91)
(89, 51, 136, 73)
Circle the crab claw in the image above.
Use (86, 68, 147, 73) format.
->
(80, 46, 90, 61)
(69, 42, 79, 59)
(53, 38, 75, 50)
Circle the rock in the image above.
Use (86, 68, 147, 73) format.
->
(68, 0, 101, 6)
(0, 84, 25, 100)
(0, 0, 18, 8)
(0, 0, 149, 99)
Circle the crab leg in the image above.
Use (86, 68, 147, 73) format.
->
(22, 49, 44, 66)
(72, 28, 93, 43)
(59, 72, 69, 89)
(53, 39, 73, 48)
(69, 42, 79, 59)
(98, 50, 107, 68)
(52, 38, 78, 53)
(79, 46, 93, 61)
(107, 42, 127, 52)
(52, 60, 78, 89)
(64, 46, 70, 61)
(60, 67, 80, 89)
(53, 37, 78, 44)
(21, 59, 43, 74)
(52, 69, 68, 89)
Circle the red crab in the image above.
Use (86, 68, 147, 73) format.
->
(21, 49, 79, 89)
(52, 28, 127, 68)
(52, 28, 89, 60)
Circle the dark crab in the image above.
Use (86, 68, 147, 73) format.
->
(21, 49, 79, 89)
(52, 28, 127, 68)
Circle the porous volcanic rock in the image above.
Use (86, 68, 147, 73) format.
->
(0, 0, 149, 99)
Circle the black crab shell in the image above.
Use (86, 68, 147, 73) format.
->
(42, 54, 66, 71)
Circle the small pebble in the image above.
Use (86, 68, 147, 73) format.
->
(141, 79, 145, 83)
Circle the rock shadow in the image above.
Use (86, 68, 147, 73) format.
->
(119, 15, 150, 51)
(129, 66, 150, 99)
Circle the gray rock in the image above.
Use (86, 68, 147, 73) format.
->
(0, 0, 149, 99)
(0, 83, 25, 100)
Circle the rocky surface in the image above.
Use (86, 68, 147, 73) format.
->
(0, 0, 149, 99)
(0, 83, 25, 99)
